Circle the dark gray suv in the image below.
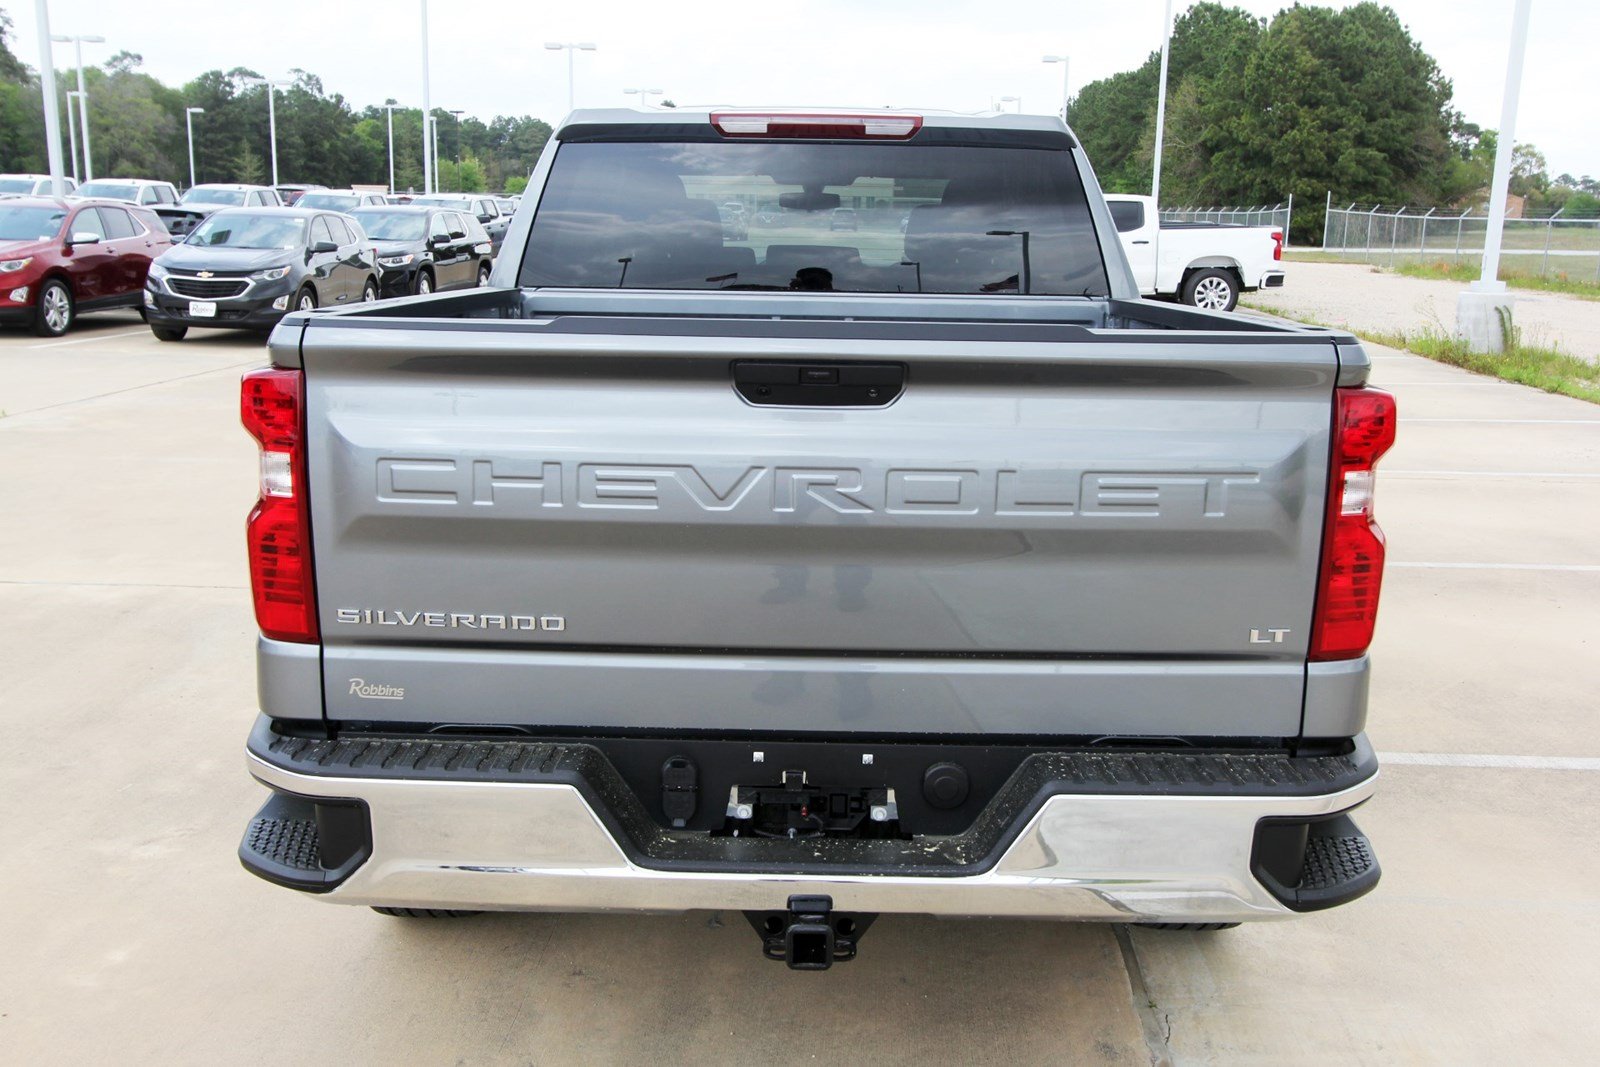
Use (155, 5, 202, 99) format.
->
(143, 207, 378, 340)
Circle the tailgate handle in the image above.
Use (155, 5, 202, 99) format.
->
(733, 361, 904, 407)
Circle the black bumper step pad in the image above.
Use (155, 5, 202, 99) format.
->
(1252, 812, 1381, 911)
(238, 791, 371, 893)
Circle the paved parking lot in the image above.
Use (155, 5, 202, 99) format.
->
(2, 311, 1597, 1064)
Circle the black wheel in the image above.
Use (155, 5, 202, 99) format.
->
(1135, 922, 1241, 931)
(371, 907, 481, 919)
(1181, 268, 1239, 312)
(295, 286, 318, 313)
(150, 325, 188, 342)
(414, 269, 434, 295)
(361, 278, 378, 302)
(33, 278, 73, 337)
(476, 263, 491, 287)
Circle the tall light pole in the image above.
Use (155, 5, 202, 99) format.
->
(381, 102, 403, 194)
(1042, 54, 1070, 122)
(51, 33, 105, 180)
(1151, 0, 1174, 208)
(430, 113, 441, 193)
(420, 0, 433, 194)
(32, 1, 67, 196)
(544, 42, 597, 112)
(65, 90, 81, 184)
(185, 107, 204, 189)
(448, 108, 464, 190)
(243, 76, 290, 186)
(623, 88, 662, 108)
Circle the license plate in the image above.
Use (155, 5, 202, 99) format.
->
(188, 301, 217, 318)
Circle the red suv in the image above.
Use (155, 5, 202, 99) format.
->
(0, 197, 172, 337)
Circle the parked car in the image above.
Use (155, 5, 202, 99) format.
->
(143, 206, 377, 340)
(154, 183, 283, 239)
(237, 108, 1389, 966)
(0, 174, 78, 198)
(410, 194, 509, 253)
(274, 183, 327, 206)
(1103, 194, 1285, 311)
(0, 196, 171, 336)
(74, 178, 180, 207)
(493, 196, 519, 218)
(719, 201, 748, 240)
(350, 204, 494, 296)
(829, 207, 858, 231)
(294, 190, 391, 212)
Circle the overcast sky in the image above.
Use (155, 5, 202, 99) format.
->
(10, 0, 1596, 183)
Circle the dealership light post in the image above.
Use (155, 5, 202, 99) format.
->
(51, 32, 104, 180)
(623, 87, 662, 108)
(419, 0, 434, 193)
(32, 0, 67, 196)
(545, 42, 597, 112)
(381, 102, 403, 195)
(243, 76, 290, 186)
(185, 107, 204, 189)
(65, 90, 81, 184)
(1458, 0, 1535, 353)
(1041, 54, 1070, 121)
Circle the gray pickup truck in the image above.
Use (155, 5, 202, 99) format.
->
(238, 109, 1394, 969)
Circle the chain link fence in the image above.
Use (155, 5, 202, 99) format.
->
(1159, 198, 1293, 245)
(1321, 200, 1600, 279)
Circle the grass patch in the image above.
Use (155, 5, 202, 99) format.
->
(1242, 302, 1600, 405)
(1365, 325, 1600, 404)
(1282, 250, 1600, 300)
(1391, 259, 1600, 301)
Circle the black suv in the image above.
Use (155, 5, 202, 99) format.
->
(351, 204, 494, 296)
(411, 194, 509, 254)
(143, 206, 378, 340)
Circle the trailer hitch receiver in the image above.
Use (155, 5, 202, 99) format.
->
(745, 895, 876, 971)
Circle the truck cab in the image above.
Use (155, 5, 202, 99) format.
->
(1105, 193, 1285, 310)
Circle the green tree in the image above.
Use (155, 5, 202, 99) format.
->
(233, 140, 264, 185)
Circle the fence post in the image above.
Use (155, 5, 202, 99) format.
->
(1322, 192, 1331, 249)
(1419, 207, 1435, 254)
(1285, 193, 1293, 249)
(1455, 208, 1469, 259)
(1389, 207, 1404, 266)
(1541, 207, 1562, 276)
(1342, 203, 1355, 253)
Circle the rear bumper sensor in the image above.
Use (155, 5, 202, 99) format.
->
(733, 361, 904, 406)
(243, 716, 1380, 920)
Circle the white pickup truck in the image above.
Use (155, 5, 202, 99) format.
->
(1104, 194, 1285, 311)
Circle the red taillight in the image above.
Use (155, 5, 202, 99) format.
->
(711, 112, 922, 139)
(1271, 230, 1284, 261)
(1310, 387, 1397, 661)
(241, 368, 318, 643)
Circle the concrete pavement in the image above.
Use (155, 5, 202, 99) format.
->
(1, 310, 1596, 1064)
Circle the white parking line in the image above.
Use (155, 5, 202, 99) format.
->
(24, 328, 149, 350)
(1390, 562, 1600, 573)
(1386, 470, 1600, 479)
(1380, 752, 1600, 771)
(1404, 418, 1600, 425)
(1376, 381, 1514, 386)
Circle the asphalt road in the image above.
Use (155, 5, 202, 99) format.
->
(2, 310, 1597, 1064)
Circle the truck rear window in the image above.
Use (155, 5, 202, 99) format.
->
(520, 139, 1110, 296)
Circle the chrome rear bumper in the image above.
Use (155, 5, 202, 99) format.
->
(247, 749, 1378, 923)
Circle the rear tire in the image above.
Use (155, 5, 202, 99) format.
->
(1180, 268, 1240, 312)
(150, 325, 188, 342)
(33, 278, 73, 337)
(371, 907, 481, 919)
(1135, 922, 1241, 931)
(361, 278, 378, 302)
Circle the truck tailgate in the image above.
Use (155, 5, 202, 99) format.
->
(297, 315, 1336, 737)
